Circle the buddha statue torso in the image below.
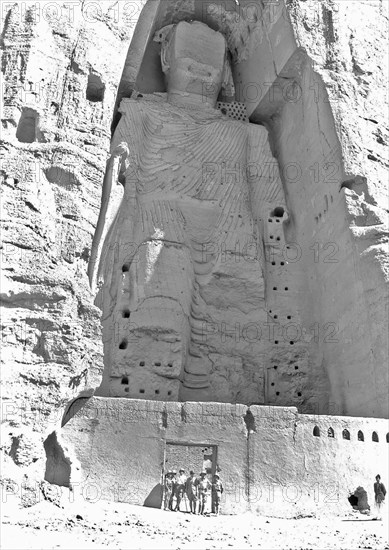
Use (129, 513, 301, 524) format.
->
(112, 99, 255, 247)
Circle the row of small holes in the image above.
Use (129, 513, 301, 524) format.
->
(139, 389, 172, 396)
(272, 313, 289, 319)
(121, 379, 172, 398)
(120, 358, 174, 367)
(269, 312, 292, 321)
(271, 389, 302, 397)
(273, 287, 289, 291)
(139, 361, 173, 367)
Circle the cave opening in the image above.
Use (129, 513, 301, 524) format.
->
(86, 73, 105, 102)
(16, 108, 40, 143)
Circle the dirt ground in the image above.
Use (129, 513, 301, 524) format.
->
(1, 493, 388, 550)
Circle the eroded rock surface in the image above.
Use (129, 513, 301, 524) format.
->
(1, 2, 145, 461)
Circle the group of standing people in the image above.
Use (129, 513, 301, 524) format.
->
(163, 469, 224, 515)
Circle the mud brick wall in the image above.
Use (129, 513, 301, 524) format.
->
(45, 398, 389, 516)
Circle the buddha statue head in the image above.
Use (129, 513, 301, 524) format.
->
(155, 21, 234, 108)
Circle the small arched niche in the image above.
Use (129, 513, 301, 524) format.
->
(342, 429, 350, 440)
(372, 431, 379, 442)
(357, 430, 364, 442)
(313, 426, 320, 437)
(327, 427, 335, 438)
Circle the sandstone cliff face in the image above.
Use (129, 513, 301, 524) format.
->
(1, 2, 145, 467)
(1, 0, 388, 473)
(286, 0, 388, 417)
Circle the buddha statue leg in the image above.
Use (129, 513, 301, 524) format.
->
(100, 199, 195, 400)
(179, 239, 218, 402)
(180, 209, 265, 403)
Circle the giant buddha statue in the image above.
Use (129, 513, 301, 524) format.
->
(88, 21, 286, 403)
